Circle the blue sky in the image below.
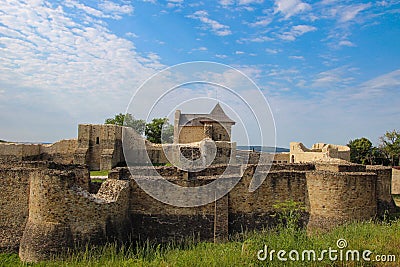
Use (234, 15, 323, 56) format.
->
(0, 0, 399, 147)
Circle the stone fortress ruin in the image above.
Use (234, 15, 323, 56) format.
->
(0, 104, 398, 262)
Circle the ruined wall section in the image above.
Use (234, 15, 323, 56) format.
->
(0, 140, 77, 165)
(0, 162, 90, 253)
(290, 142, 350, 163)
(392, 167, 400, 195)
(228, 165, 309, 233)
(366, 165, 397, 214)
(74, 124, 125, 170)
(19, 165, 130, 262)
(127, 177, 217, 242)
(40, 139, 77, 164)
(0, 143, 41, 163)
(0, 167, 31, 251)
(306, 170, 377, 232)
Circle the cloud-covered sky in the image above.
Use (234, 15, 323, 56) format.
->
(0, 0, 399, 147)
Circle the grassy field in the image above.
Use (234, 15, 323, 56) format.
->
(1, 218, 399, 267)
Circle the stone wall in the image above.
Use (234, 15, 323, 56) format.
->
(0, 160, 396, 262)
(0, 167, 31, 251)
(41, 139, 77, 164)
(306, 170, 377, 232)
(392, 167, 400, 194)
(0, 140, 77, 165)
(290, 142, 350, 163)
(0, 143, 41, 162)
(366, 165, 397, 214)
(18, 164, 129, 262)
(211, 123, 231, 142)
(178, 126, 204, 143)
(74, 124, 126, 170)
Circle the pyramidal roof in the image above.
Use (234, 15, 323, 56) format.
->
(178, 103, 235, 125)
(209, 103, 235, 124)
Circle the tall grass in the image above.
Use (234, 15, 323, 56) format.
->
(1, 218, 399, 267)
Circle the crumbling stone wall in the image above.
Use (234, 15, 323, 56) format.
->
(74, 124, 125, 170)
(0, 140, 77, 165)
(392, 167, 400, 194)
(0, 143, 41, 162)
(18, 163, 129, 262)
(40, 139, 77, 164)
(290, 142, 350, 163)
(0, 167, 31, 251)
(306, 164, 377, 232)
(367, 165, 397, 214)
(0, 160, 396, 262)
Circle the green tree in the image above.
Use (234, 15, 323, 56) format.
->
(347, 137, 373, 164)
(379, 130, 400, 166)
(105, 113, 146, 135)
(145, 118, 173, 144)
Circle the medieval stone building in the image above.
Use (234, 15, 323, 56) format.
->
(174, 103, 235, 143)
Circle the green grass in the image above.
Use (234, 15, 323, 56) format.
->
(89, 170, 109, 177)
(1, 219, 399, 266)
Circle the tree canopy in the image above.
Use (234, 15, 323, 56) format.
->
(105, 113, 146, 135)
(347, 137, 373, 165)
(379, 129, 400, 166)
(348, 129, 400, 166)
(145, 118, 173, 144)
(105, 113, 173, 144)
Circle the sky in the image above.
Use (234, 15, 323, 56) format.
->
(0, 0, 399, 147)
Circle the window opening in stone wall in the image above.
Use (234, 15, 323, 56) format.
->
(96, 137, 99, 145)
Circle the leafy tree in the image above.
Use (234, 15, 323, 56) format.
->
(347, 137, 373, 164)
(145, 118, 173, 144)
(105, 113, 146, 135)
(379, 129, 400, 166)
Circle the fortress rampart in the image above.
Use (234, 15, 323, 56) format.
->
(0, 160, 397, 262)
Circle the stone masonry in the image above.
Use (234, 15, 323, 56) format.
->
(0, 160, 397, 262)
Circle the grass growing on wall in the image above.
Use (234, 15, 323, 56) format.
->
(1, 219, 399, 267)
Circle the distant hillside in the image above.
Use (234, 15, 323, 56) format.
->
(237, 146, 289, 153)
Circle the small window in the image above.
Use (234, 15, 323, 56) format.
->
(219, 134, 222, 140)
(96, 137, 99, 144)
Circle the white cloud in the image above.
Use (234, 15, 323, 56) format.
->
(215, 54, 228, 59)
(351, 69, 400, 99)
(274, 0, 311, 19)
(289, 55, 304, 60)
(126, 32, 139, 38)
(278, 25, 316, 41)
(235, 51, 245, 54)
(239, 36, 274, 43)
(312, 66, 356, 89)
(166, 0, 184, 8)
(219, 0, 263, 6)
(219, 0, 234, 6)
(338, 3, 371, 23)
(0, 0, 163, 141)
(238, 0, 264, 5)
(266, 48, 281, 54)
(248, 17, 272, 27)
(98, 1, 134, 19)
(338, 40, 356, 47)
(188, 10, 232, 36)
